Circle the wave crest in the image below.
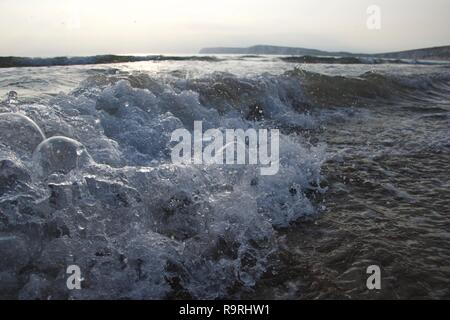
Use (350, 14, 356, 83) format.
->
(0, 55, 220, 68)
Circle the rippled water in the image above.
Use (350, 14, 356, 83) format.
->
(0, 55, 449, 299)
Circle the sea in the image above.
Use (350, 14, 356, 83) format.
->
(0, 54, 449, 299)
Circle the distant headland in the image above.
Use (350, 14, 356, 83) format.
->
(199, 45, 450, 61)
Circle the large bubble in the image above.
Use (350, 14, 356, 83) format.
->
(0, 113, 46, 155)
(32, 136, 93, 177)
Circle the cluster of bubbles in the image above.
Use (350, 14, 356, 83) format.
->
(0, 112, 91, 178)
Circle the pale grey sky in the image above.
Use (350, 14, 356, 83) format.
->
(0, 0, 449, 56)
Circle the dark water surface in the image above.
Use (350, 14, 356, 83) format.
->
(0, 56, 449, 299)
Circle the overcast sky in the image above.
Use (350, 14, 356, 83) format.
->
(0, 0, 449, 56)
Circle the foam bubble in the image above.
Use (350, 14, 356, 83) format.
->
(0, 113, 45, 155)
(32, 136, 93, 177)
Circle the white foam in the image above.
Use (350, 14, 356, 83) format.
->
(0, 69, 327, 299)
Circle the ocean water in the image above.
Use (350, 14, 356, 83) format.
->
(0, 55, 449, 299)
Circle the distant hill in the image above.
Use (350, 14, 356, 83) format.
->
(199, 45, 450, 61)
(199, 45, 354, 57)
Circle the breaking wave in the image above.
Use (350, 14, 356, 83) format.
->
(280, 55, 405, 64)
(278, 55, 450, 65)
(1, 63, 449, 299)
(285, 68, 450, 105)
(0, 69, 327, 299)
(0, 55, 220, 68)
